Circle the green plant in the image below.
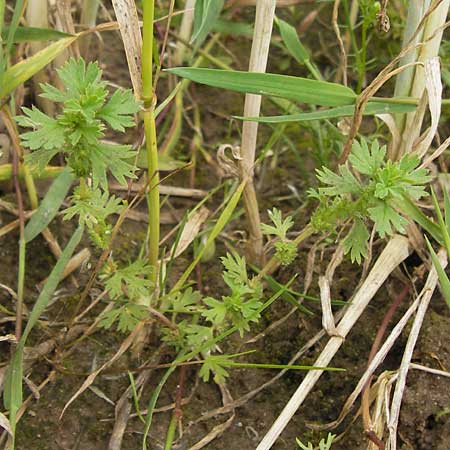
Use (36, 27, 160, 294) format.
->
(296, 433, 335, 450)
(261, 208, 298, 266)
(309, 138, 431, 263)
(17, 58, 140, 188)
(425, 187, 450, 310)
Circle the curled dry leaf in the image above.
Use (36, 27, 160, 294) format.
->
(217, 144, 242, 177)
(413, 57, 442, 158)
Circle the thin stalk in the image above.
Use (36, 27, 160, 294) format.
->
(11, 136, 25, 341)
(142, 0, 160, 287)
(163, 414, 178, 450)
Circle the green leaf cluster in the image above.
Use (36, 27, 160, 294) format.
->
(16, 58, 141, 189)
(98, 259, 154, 333)
(261, 208, 298, 265)
(309, 139, 431, 263)
(63, 185, 124, 249)
(202, 253, 263, 336)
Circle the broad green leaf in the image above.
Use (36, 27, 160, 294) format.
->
(191, 0, 225, 50)
(2, 26, 72, 42)
(166, 67, 357, 107)
(4, 225, 84, 444)
(1, 35, 78, 98)
(343, 219, 370, 264)
(24, 168, 75, 243)
(235, 102, 417, 123)
(425, 236, 450, 310)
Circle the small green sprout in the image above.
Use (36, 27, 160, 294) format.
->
(261, 208, 298, 266)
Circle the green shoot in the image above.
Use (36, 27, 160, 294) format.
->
(17, 58, 140, 189)
(296, 433, 336, 450)
(309, 138, 431, 263)
(261, 208, 298, 265)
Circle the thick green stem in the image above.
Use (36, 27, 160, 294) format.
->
(142, 0, 160, 287)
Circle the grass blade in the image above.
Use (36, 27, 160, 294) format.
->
(430, 187, 450, 255)
(2, 26, 72, 42)
(3, 225, 84, 447)
(1, 35, 78, 98)
(276, 17, 322, 80)
(171, 180, 246, 292)
(398, 195, 442, 244)
(425, 236, 450, 310)
(166, 67, 357, 107)
(235, 102, 417, 123)
(191, 0, 225, 50)
(24, 168, 74, 243)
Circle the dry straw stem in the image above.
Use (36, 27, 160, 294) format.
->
(239, 0, 276, 264)
(255, 235, 410, 450)
(312, 255, 444, 433)
(25, 0, 54, 115)
(399, 0, 450, 147)
(111, 0, 143, 97)
(79, 0, 100, 57)
(387, 249, 447, 450)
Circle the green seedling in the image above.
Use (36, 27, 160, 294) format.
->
(309, 138, 431, 263)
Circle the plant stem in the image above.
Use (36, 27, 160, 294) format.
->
(142, 0, 160, 287)
(239, 0, 277, 264)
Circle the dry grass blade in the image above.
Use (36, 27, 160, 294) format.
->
(387, 249, 447, 450)
(0, 413, 12, 438)
(411, 57, 442, 157)
(111, 0, 143, 97)
(164, 206, 209, 261)
(319, 276, 338, 336)
(255, 235, 410, 450)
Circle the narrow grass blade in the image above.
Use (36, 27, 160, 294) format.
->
(3, 225, 84, 445)
(191, 0, 225, 49)
(235, 102, 417, 123)
(166, 67, 357, 107)
(430, 187, 450, 255)
(2, 26, 72, 42)
(398, 195, 442, 244)
(1, 35, 78, 98)
(24, 168, 74, 243)
(5, 0, 25, 55)
(425, 236, 450, 310)
(444, 187, 450, 235)
(261, 271, 314, 316)
(276, 17, 322, 80)
(171, 180, 246, 292)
